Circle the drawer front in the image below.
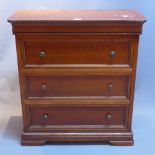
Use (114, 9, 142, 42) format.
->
(26, 75, 129, 99)
(27, 105, 128, 131)
(22, 35, 131, 67)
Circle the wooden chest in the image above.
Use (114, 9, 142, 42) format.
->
(8, 10, 146, 146)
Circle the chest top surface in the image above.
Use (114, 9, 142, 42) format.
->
(8, 10, 146, 33)
(8, 10, 146, 23)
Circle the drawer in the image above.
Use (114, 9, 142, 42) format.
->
(21, 35, 131, 67)
(26, 75, 129, 99)
(27, 105, 128, 130)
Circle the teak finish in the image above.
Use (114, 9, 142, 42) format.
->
(26, 75, 129, 99)
(8, 10, 146, 146)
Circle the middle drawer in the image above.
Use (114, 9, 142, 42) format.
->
(25, 75, 129, 99)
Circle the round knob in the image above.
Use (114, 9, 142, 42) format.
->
(41, 84, 47, 91)
(106, 113, 112, 120)
(107, 84, 113, 91)
(39, 51, 46, 58)
(110, 51, 116, 58)
(43, 114, 48, 120)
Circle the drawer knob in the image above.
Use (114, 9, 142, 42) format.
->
(43, 114, 48, 120)
(39, 51, 46, 58)
(110, 51, 116, 58)
(41, 84, 47, 91)
(106, 113, 112, 120)
(107, 84, 113, 91)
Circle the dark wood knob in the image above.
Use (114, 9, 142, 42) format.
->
(39, 51, 46, 58)
(107, 84, 113, 91)
(110, 51, 116, 58)
(106, 113, 112, 120)
(41, 84, 47, 91)
(43, 114, 48, 120)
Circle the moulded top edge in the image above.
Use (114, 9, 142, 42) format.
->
(8, 9, 146, 24)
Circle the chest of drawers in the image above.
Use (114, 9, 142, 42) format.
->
(8, 10, 146, 146)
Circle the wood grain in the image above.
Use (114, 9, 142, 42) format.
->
(26, 75, 129, 99)
(8, 10, 146, 33)
(23, 36, 130, 67)
(8, 10, 146, 23)
(29, 105, 126, 125)
(8, 9, 146, 146)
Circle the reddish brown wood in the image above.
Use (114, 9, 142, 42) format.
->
(25, 104, 129, 133)
(8, 10, 146, 33)
(8, 10, 146, 146)
(26, 75, 128, 98)
(23, 35, 130, 67)
(21, 131, 133, 146)
(29, 105, 126, 126)
(8, 10, 146, 22)
(10, 23, 144, 33)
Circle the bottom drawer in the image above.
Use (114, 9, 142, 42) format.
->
(26, 104, 128, 132)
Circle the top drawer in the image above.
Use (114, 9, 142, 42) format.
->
(19, 35, 132, 68)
